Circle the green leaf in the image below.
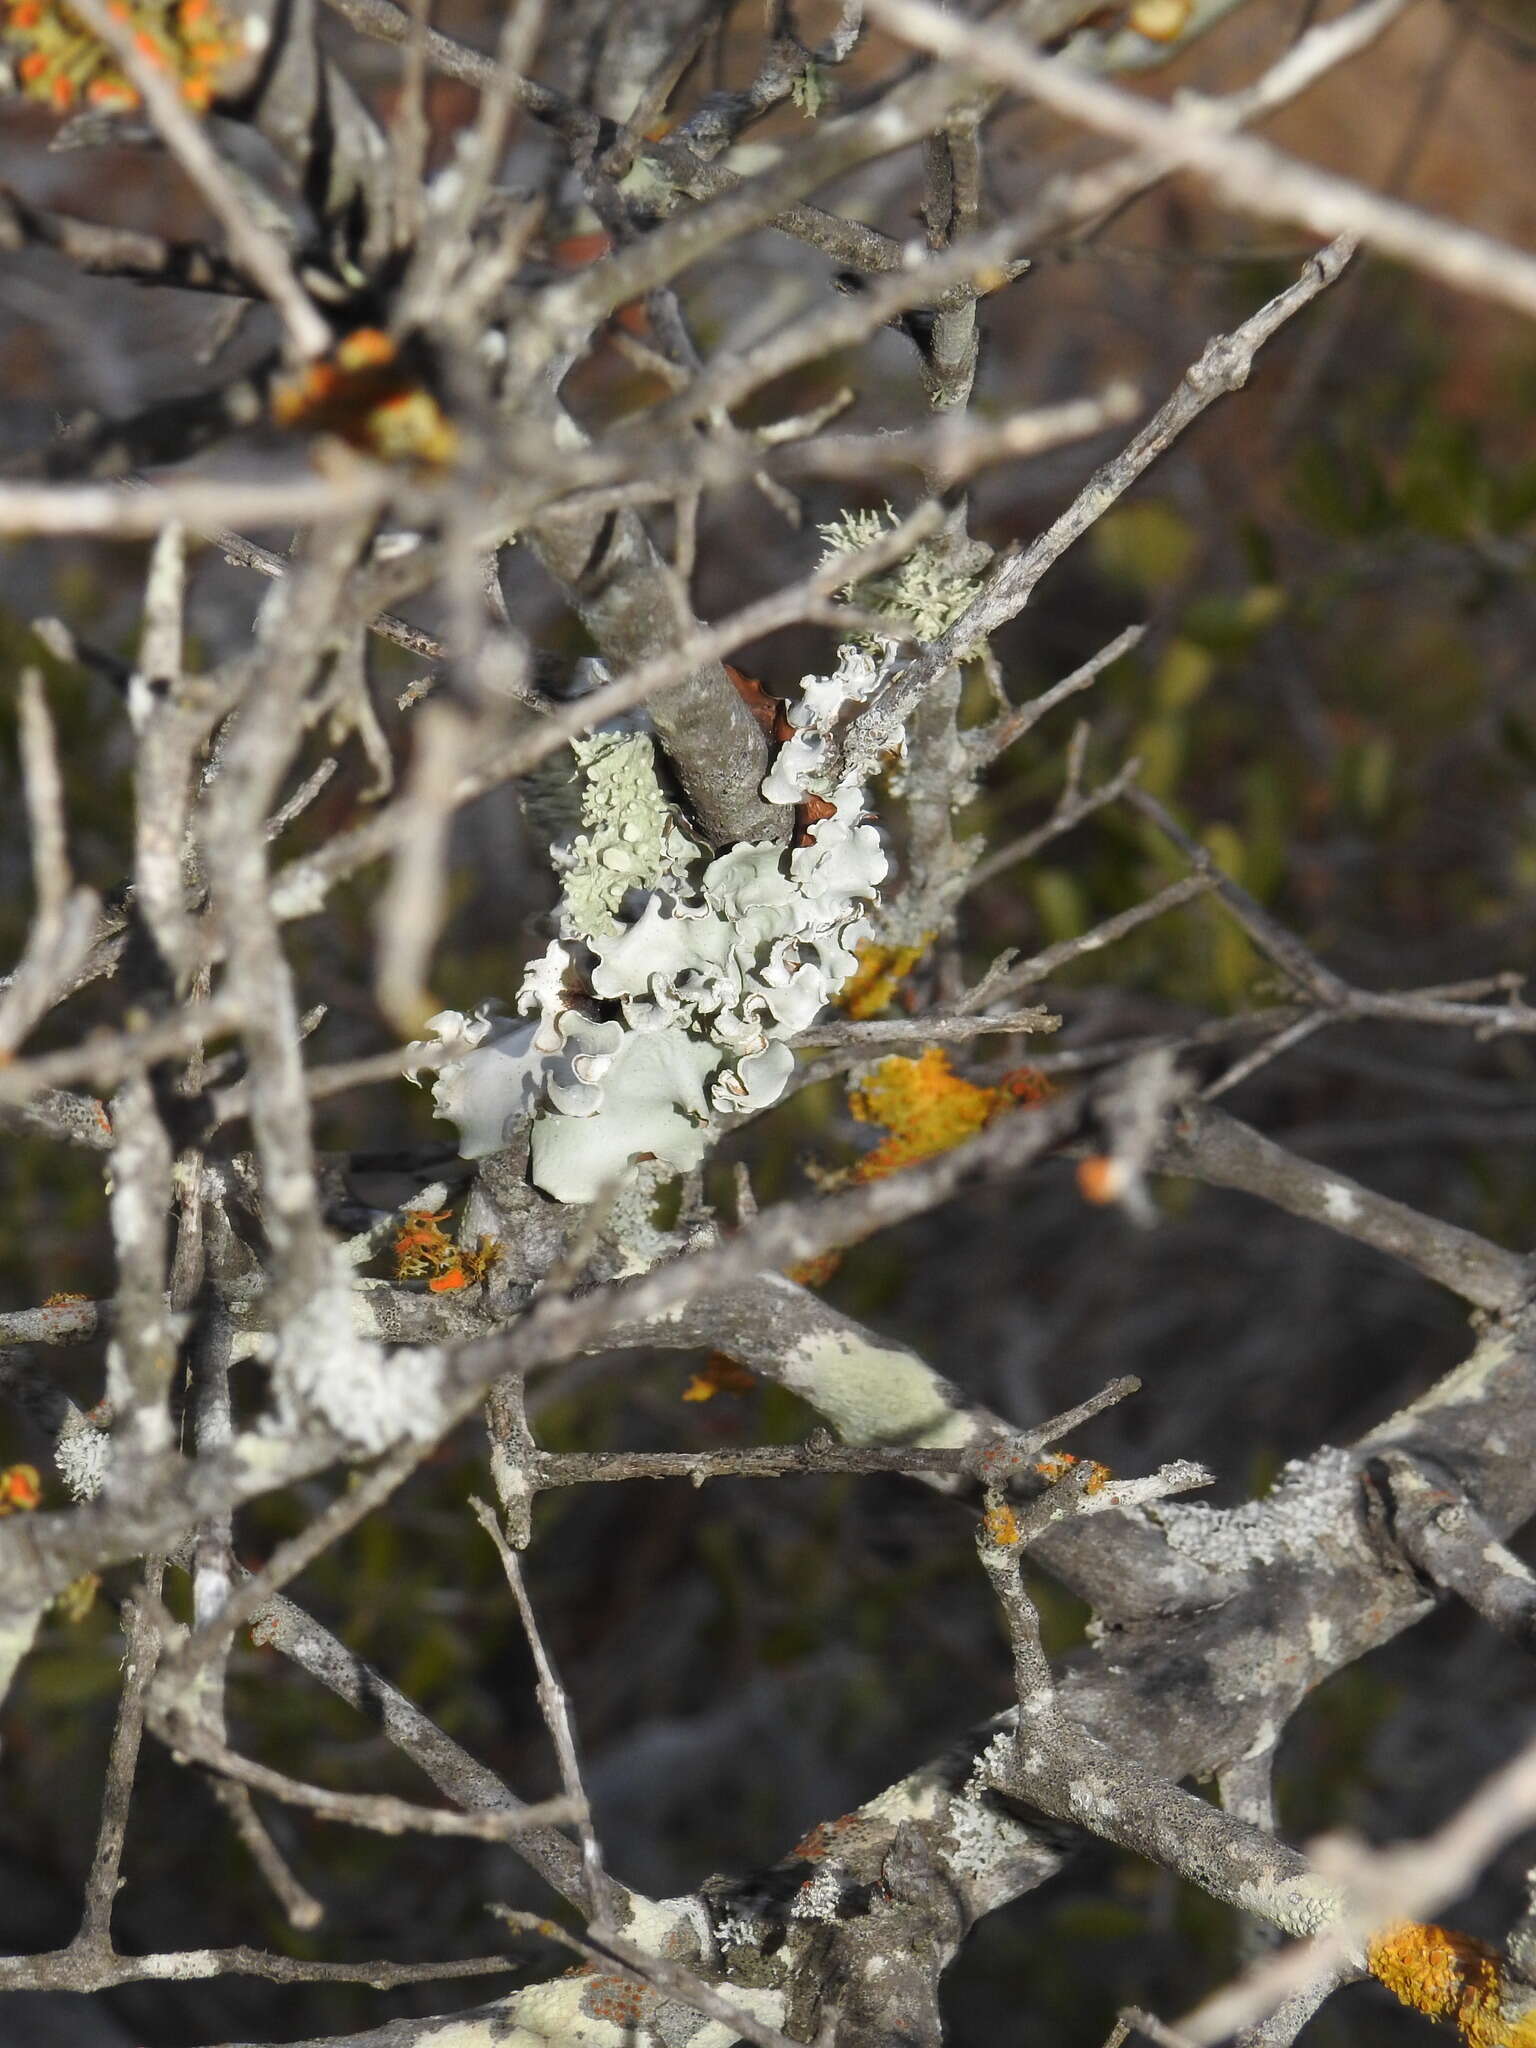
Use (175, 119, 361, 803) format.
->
(1091, 501, 1196, 593)
(1030, 867, 1090, 943)
(1153, 637, 1215, 712)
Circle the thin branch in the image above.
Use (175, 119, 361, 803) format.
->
(145, 1711, 584, 1844)
(249, 1591, 593, 1909)
(868, 0, 1536, 319)
(472, 1500, 617, 1929)
(1159, 1099, 1530, 1312)
(76, 1567, 164, 1949)
(1368, 1451, 1536, 1653)
(0, 471, 391, 538)
(0, 1944, 519, 1994)
(850, 237, 1358, 760)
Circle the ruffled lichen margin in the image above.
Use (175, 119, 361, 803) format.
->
(406, 642, 899, 1204)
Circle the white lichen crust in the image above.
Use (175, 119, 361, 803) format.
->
(943, 1730, 1045, 1894)
(271, 1255, 448, 1452)
(491, 1973, 788, 2048)
(408, 643, 900, 1203)
(1151, 1447, 1367, 1576)
(55, 1412, 112, 1501)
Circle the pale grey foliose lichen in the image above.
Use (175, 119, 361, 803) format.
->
(406, 642, 898, 1204)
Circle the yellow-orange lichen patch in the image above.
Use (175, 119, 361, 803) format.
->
(0, 1465, 42, 1514)
(1369, 1923, 1536, 2047)
(784, 1248, 844, 1289)
(272, 329, 459, 469)
(3, 0, 241, 112)
(392, 1207, 455, 1279)
(1035, 1449, 1112, 1494)
(838, 938, 931, 1019)
(426, 1237, 503, 1293)
(982, 1500, 1022, 1547)
(392, 1209, 501, 1292)
(847, 1046, 1050, 1185)
(682, 1352, 756, 1403)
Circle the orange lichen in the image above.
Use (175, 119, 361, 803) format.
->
(392, 1210, 500, 1292)
(43, 1291, 90, 1308)
(848, 1047, 1000, 1180)
(847, 1047, 1049, 1185)
(838, 938, 932, 1019)
(792, 1812, 860, 1860)
(682, 1352, 756, 1403)
(392, 1208, 455, 1279)
(724, 664, 791, 744)
(784, 1249, 844, 1289)
(461, 1237, 503, 1285)
(983, 1500, 1022, 1547)
(580, 1974, 651, 2028)
(1000, 1066, 1053, 1108)
(271, 329, 459, 468)
(426, 1237, 503, 1292)
(2, 0, 240, 112)
(1368, 1924, 1536, 2046)
(0, 1465, 42, 1514)
(1035, 1450, 1111, 1495)
(1076, 1155, 1125, 1206)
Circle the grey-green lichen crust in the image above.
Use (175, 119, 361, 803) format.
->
(556, 731, 698, 941)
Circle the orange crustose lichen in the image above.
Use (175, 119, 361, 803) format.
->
(784, 1248, 844, 1289)
(1034, 1449, 1111, 1494)
(847, 1046, 1049, 1185)
(579, 1972, 652, 2029)
(838, 938, 932, 1020)
(1368, 1924, 1536, 2046)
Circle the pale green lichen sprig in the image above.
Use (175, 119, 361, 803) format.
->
(817, 505, 988, 651)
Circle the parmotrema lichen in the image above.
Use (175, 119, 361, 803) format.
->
(406, 640, 902, 1203)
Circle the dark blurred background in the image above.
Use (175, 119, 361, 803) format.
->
(1, 0, 1534, 2040)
